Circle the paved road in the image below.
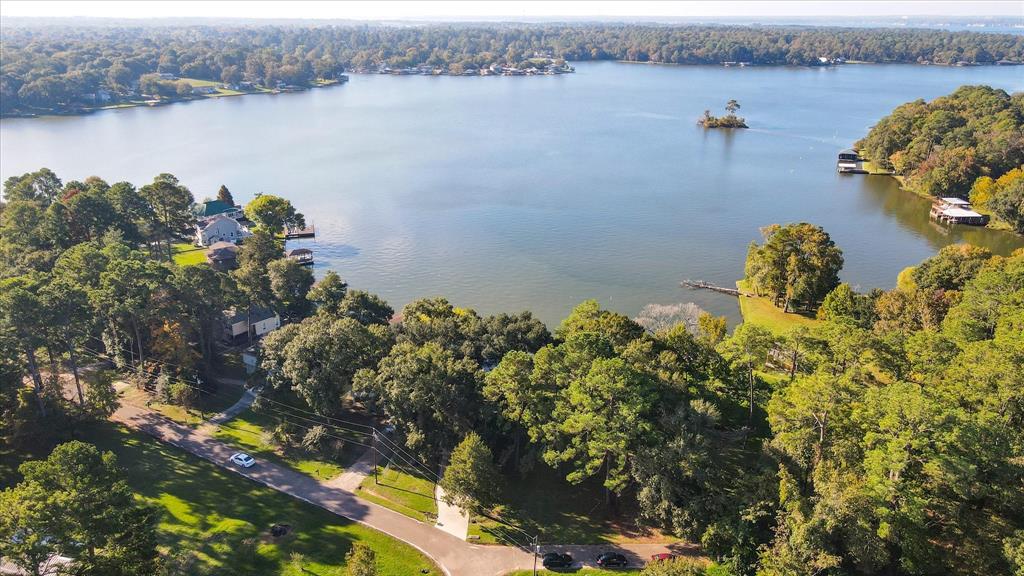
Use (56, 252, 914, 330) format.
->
(112, 402, 690, 575)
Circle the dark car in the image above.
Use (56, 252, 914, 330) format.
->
(542, 552, 574, 569)
(596, 552, 628, 567)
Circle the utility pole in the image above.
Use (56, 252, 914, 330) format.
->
(532, 535, 539, 576)
(372, 429, 378, 485)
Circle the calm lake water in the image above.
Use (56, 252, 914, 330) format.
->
(2, 62, 1022, 324)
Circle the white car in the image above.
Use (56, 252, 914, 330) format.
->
(230, 453, 256, 468)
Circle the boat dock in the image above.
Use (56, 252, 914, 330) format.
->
(680, 280, 749, 297)
(284, 224, 315, 239)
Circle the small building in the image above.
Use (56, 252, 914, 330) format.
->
(223, 307, 281, 343)
(930, 198, 988, 226)
(195, 199, 243, 220)
(286, 248, 314, 266)
(195, 214, 252, 246)
(192, 85, 218, 95)
(837, 149, 862, 173)
(205, 241, 241, 271)
(158, 72, 178, 80)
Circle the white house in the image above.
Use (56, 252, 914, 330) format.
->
(223, 308, 281, 343)
(195, 215, 252, 246)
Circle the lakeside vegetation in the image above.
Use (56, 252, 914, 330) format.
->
(856, 85, 1024, 232)
(3, 23, 1023, 115)
(699, 100, 748, 129)
(2, 164, 1023, 576)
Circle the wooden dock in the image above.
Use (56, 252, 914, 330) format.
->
(284, 224, 315, 239)
(680, 279, 748, 297)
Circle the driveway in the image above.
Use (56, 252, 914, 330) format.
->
(112, 402, 686, 575)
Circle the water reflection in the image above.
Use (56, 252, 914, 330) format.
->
(857, 174, 1021, 256)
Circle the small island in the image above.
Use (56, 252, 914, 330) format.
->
(699, 99, 748, 128)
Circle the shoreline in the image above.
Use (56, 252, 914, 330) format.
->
(1, 78, 344, 120)
(860, 159, 1020, 236)
(5, 58, 1019, 120)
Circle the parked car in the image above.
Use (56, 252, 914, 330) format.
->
(651, 553, 676, 562)
(596, 552, 628, 567)
(542, 552, 573, 568)
(230, 452, 256, 468)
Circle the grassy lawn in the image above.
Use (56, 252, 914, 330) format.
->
(473, 466, 674, 546)
(357, 463, 438, 522)
(81, 421, 439, 575)
(735, 280, 820, 335)
(172, 242, 207, 266)
(119, 382, 244, 428)
(212, 407, 357, 482)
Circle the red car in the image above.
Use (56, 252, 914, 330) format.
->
(651, 553, 676, 562)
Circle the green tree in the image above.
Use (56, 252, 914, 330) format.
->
(544, 354, 656, 500)
(139, 173, 194, 261)
(439, 432, 501, 513)
(744, 223, 844, 312)
(243, 194, 305, 234)
(355, 342, 482, 458)
(345, 542, 377, 576)
(269, 316, 392, 415)
(0, 441, 160, 575)
(911, 243, 992, 291)
(308, 270, 349, 315)
(725, 99, 740, 115)
(337, 289, 393, 326)
(268, 257, 314, 320)
(216, 184, 234, 206)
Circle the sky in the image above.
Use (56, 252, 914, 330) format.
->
(1, 1, 1021, 20)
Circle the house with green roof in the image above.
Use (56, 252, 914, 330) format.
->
(194, 199, 243, 220)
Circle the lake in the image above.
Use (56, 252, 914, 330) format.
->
(2, 62, 1022, 324)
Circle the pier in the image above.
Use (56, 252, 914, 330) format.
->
(680, 279, 750, 297)
(284, 224, 316, 239)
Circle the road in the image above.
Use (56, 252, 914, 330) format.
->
(112, 401, 690, 576)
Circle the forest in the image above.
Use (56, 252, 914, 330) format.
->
(2, 22, 1024, 113)
(1, 166, 1022, 576)
(856, 85, 1024, 232)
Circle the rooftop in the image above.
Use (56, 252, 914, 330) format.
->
(195, 199, 239, 218)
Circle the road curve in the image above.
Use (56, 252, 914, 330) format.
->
(112, 402, 686, 575)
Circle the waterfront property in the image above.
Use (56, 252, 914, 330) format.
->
(4, 62, 1023, 325)
(205, 241, 241, 271)
(286, 247, 314, 265)
(930, 197, 988, 226)
(195, 214, 252, 246)
(837, 149, 863, 173)
(194, 199, 244, 220)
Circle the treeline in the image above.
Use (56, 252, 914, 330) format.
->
(856, 85, 1024, 232)
(265, 223, 1023, 574)
(2, 167, 1023, 574)
(3, 23, 1024, 112)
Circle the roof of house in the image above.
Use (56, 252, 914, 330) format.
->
(286, 248, 313, 256)
(940, 197, 971, 205)
(942, 207, 983, 218)
(195, 200, 238, 218)
(839, 149, 858, 155)
(224, 307, 278, 324)
(198, 214, 240, 231)
(206, 241, 240, 260)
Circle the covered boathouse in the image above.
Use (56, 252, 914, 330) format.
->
(930, 197, 988, 226)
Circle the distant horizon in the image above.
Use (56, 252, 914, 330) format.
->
(2, 1, 1022, 21)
